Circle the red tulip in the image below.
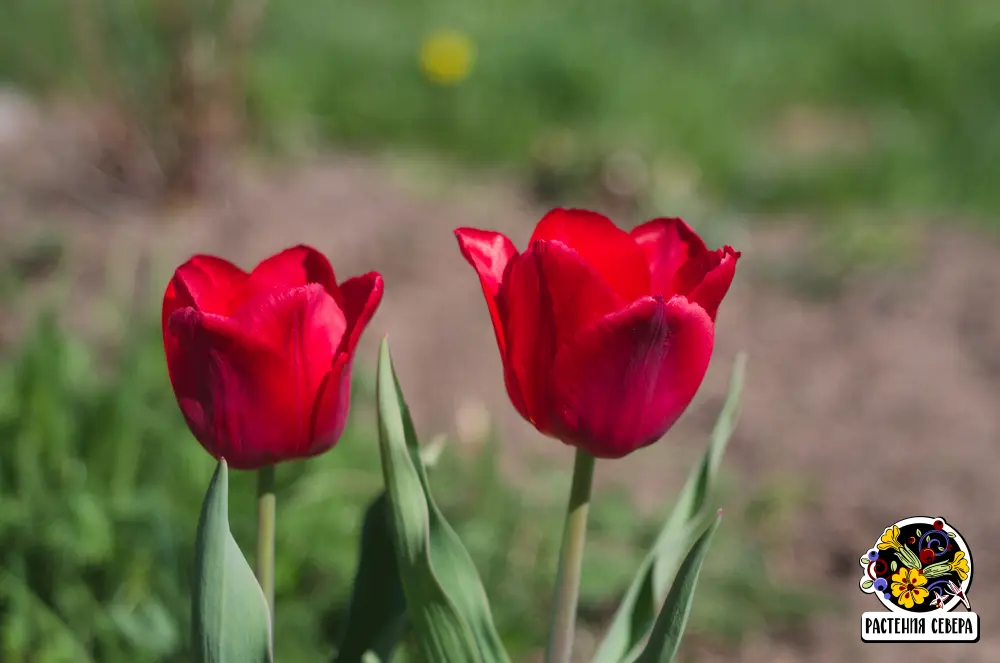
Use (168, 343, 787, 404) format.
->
(455, 208, 739, 459)
(162, 245, 383, 469)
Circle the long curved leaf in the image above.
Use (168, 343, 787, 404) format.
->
(333, 436, 450, 663)
(389, 365, 511, 663)
(375, 338, 485, 663)
(592, 354, 746, 663)
(631, 513, 722, 663)
(191, 460, 273, 663)
(333, 492, 408, 663)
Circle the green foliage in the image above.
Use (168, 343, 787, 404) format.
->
(238, 0, 1000, 223)
(375, 339, 509, 663)
(633, 514, 721, 663)
(592, 356, 744, 663)
(0, 310, 815, 663)
(0, 310, 392, 663)
(3, 0, 1000, 220)
(332, 493, 407, 663)
(0, 312, 201, 663)
(191, 460, 273, 663)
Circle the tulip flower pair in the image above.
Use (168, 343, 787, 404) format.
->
(164, 209, 738, 467)
(164, 208, 741, 663)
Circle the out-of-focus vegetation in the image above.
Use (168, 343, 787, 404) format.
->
(0, 306, 814, 663)
(3, 0, 1000, 219)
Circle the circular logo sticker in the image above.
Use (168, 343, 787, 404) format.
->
(859, 516, 972, 614)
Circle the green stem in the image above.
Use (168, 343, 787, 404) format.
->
(256, 464, 276, 635)
(545, 448, 596, 663)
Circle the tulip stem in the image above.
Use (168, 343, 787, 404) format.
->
(546, 448, 596, 663)
(256, 464, 276, 636)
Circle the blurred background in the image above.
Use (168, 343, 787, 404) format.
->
(1, 0, 999, 661)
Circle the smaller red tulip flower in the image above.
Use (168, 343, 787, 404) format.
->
(162, 245, 383, 470)
(455, 208, 739, 459)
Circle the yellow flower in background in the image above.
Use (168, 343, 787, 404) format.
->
(420, 29, 475, 85)
(950, 551, 970, 580)
(878, 525, 902, 550)
(891, 567, 929, 609)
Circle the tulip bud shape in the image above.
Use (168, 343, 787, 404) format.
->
(455, 208, 739, 458)
(162, 245, 384, 469)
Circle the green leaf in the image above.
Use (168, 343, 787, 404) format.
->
(392, 373, 510, 663)
(376, 338, 510, 663)
(632, 514, 722, 663)
(333, 492, 408, 663)
(592, 354, 746, 663)
(861, 580, 874, 590)
(891, 560, 898, 572)
(334, 432, 451, 663)
(192, 460, 273, 663)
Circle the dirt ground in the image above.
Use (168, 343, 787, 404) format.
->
(2, 94, 999, 663)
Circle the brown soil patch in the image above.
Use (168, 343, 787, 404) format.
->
(3, 96, 999, 662)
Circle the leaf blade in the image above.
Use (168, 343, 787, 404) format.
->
(632, 513, 722, 663)
(333, 492, 408, 663)
(592, 354, 746, 663)
(192, 459, 273, 663)
(389, 366, 511, 663)
(375, 338, 483, 663)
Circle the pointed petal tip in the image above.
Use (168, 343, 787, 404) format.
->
(274, 243, 325, 258)
(337, 271, 386, 354)
(630, 216, 693, 234)
(342, 270, 386, 305)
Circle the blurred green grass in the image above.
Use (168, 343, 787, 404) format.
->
(3, 0, 1000, 222)
(0, 305, 811, 662)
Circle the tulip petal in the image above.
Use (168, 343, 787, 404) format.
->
(307, 272, 384, 453)
(687, 247, 741, 320)
(529, 208, 650, 301)
(163, 255, 248, 326)
(504, 240, 623, 430)
(631, 218, 741, 320)
(162, 256, 249, 405)
(308, 353, 353, 457)
(630, 217, 709, 298)
(455, 227, 530, 420)
(454, 228, 519, 357)
(167, 284, 346, 468)
(549, 295, 714, 458)
(338, 271, 385, 355)
(247, 244, 344, 308)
